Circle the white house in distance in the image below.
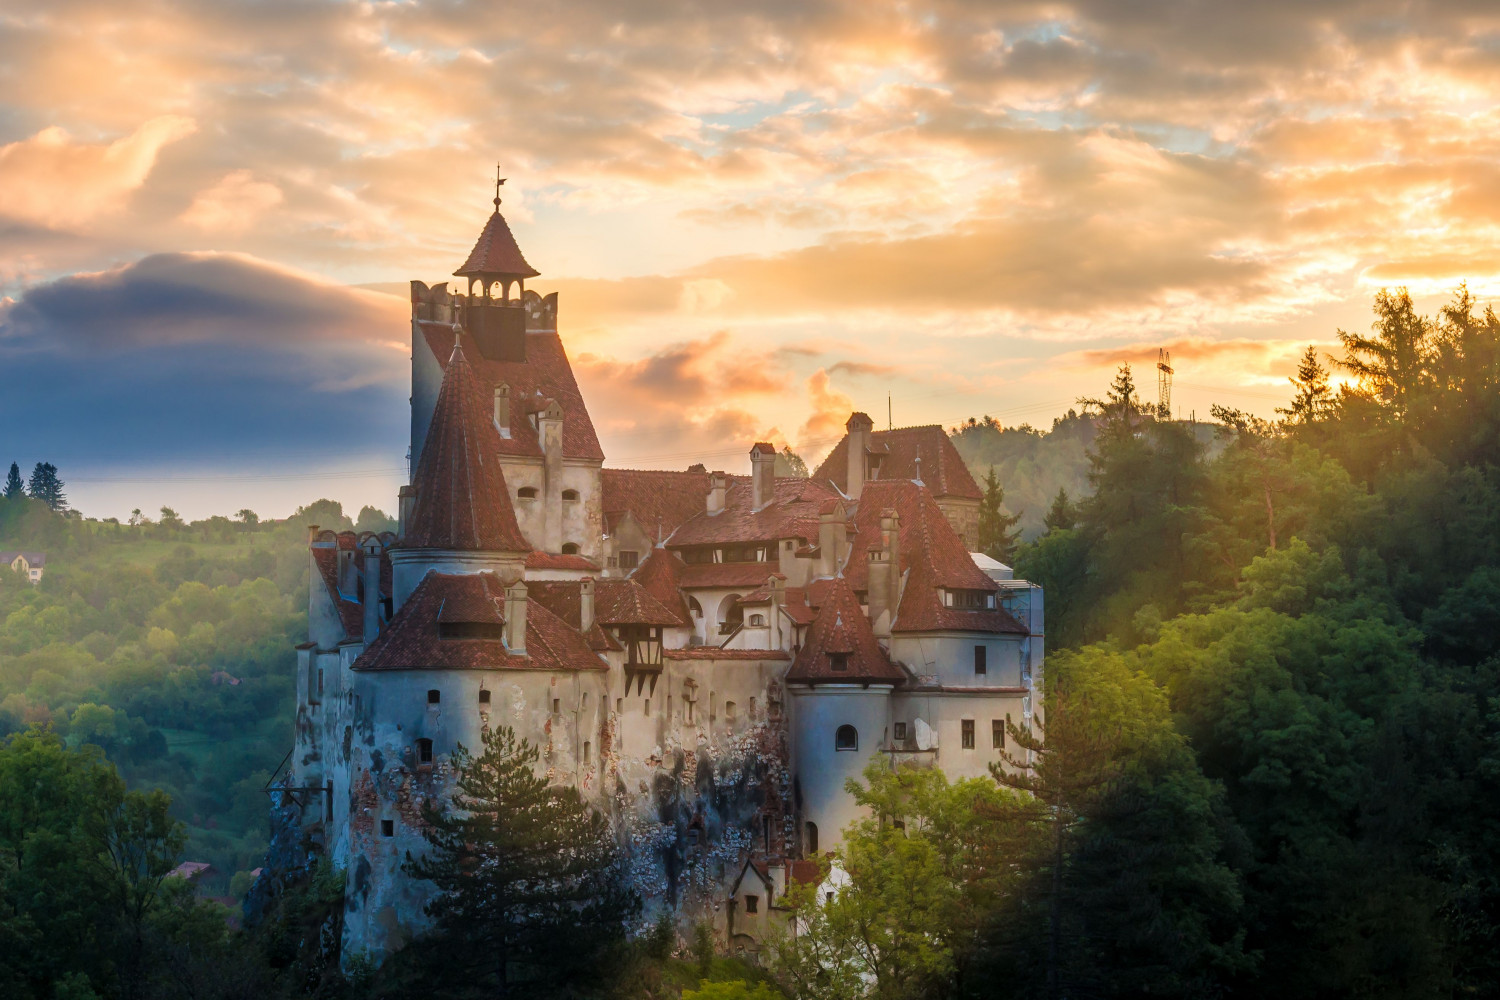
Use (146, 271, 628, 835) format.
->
(1, 552, 45, 583)
(274, 193, 1043, 961)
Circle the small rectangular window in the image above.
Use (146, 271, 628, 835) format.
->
(619, 550, 639, 570)
(479, 689, 491, 706)
(317, 668, 324, 696)
(616, 698, 623, 714)
(417, 738, 433, 764)
(974, 646, 987, 675)
(583, 741, 591, 763)
(644, 698, 651, 717)
(893, 722, 907, 742)
(552, 698, 560, 715)
(381, 819, 394, 837)
(992, 719, 1005, 749)
(961, 719, 975, 749)
(428, 689, 440, 704)
(745, 895, 759, 914)
(826, 891, 834, 904)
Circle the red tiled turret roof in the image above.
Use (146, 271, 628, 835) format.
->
(455, 208, 540, 280)
(402, 340, 531, 552)
(786, 575, 904, 684)
(813, 425, 981, 500)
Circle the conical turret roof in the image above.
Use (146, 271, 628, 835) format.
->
(455, 207, 539, 280)
(402, 339, 531, 552)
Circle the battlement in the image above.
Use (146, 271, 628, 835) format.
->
(410, 282, 558, 333)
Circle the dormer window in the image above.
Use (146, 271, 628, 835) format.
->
(518, 486, 538, 500)
(829, 653, 849, 672)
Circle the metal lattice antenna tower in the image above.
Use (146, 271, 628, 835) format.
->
(1156, 348, 1174, 418)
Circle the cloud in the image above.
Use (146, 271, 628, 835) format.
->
(799, 368, 855, 447)
(0, 117, 196, 230)
(180, 171, 285, 233)
(0, 251, 407, 358)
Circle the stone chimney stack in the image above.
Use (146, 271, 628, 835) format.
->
(845, 412, 873, 500)
(360, 535, 382, 643)
(867, 508, 900, 637)
(707, 471, 727, 514)
(750, 442, 776, 511)
(504, 581, 528, 654)
(540, 398, 564, 552)
(397, 486, 417, 540)
(579, 576, 596, 633)
(306, 524, 321, 545)
(493, 382, 510, 432)
(817, 501, 847, 577)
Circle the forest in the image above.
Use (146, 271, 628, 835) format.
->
(2, 284, 1499, 998)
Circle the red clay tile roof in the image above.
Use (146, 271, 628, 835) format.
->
(526, 579, 686, 629)
(403, 342, 531, 552)
(813, 425, 982, 500)
(662, 648, 791, 661)
(841, 480, 1026, 635)
(525, 551, 601, 572)
(669, 477, 839, 548)
(679, 562, 784, 589)
(786, 576, 904, 683)
(354, 573, 605, 672)
(788, 859, 824, 887)
(419, 322, 604, 462)
(312, 547, 364, 638)
(454, 208, 540, 279)
(601, 468, 712, 539)
(629, 548, 692, 622)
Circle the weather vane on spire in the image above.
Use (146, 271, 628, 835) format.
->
(494, 166, 506, 209)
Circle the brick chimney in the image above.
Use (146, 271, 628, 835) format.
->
(818, 501, 847, 577)
(707, 471, 727, 514)
(750, 442, 776, 511)
(845, 412, 873, 500)
(360, 534, 382, 643)
(867, 509, 900, 637)
(580, 576, 596, 633)
(504, 581, 528, 654)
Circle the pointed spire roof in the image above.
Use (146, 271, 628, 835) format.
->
(402, 339, 531, 552)
(455, 189, 539, 280)
(786, 575, 904, 684)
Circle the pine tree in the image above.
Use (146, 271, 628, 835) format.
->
(2, 463, 22, 500)
(978, 468, 1022, 563)
(27, 462, 66, 512)
(1043, 488, 1078, 533)
(1276, 345, 1333, 426)
(403, 725, 637, 996)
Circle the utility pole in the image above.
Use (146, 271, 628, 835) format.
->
(887, 391, 893, 432)
(1156, 349, 1174, 420)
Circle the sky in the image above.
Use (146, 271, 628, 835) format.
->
(2, 0, 1499, 521)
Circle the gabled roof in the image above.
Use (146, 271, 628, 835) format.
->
(353, 572, 606, 672)
(525, 551, 601, 572)
(813, 425, 982, 501)
(403, 341, 531, 552)
(843, 480, 1026, 635)
(455, 208, 540, 280)
(601, 468, 712, 539)
(786, 576, 903, 684)
(526, 579, 686, 629)
(629, 547, 692, 622)
(418, 323, 604, 462)
(668, 476, 839, 548)
(0, 551, 44, 566)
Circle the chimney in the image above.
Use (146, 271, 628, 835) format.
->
(306, 524, 321, 545)
(868, 509, 900, 637)
(504, 581, 528, 654)
(539, 399, 565, 552)
(750, 442, 776, 511)
(845, 412, 873, 500)
(397, 486, 417, 540)
(361, 535, 382, 643)
(580, 576, 596, 633)
(818, 501, 847, 576)
(707, 471, 727, 514)
(493, 382, 510, 432)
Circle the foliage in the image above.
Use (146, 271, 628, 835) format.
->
(402, 724, 639, 997)
(775, 447, 810, 479)
(27, 462, 66, 512)
(977, 469, 1022, 564)
(3, 464, 23, 501)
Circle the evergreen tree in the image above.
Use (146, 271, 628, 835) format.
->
(1042, 488, 1078, 533)
(978, 468, 1022, 563)
(1333, 287, 1434, 422)
(775, 446, 809, 478)
(26, 462, 65, 512)
(403, 725, 637, 996)
(2, 463, 22, 500)
(1275, 345, 1333, 426)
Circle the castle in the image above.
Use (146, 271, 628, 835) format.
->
(280, 193, 1043, 960)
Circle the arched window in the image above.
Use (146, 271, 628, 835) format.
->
(748, 613, 766, 627)
(688, 596, 703, 618)
(718, 594, 744, 635)
(518, 486, 538, 500)
(835, 725, 858, 751)
(416, 738, 433, 765)
(806, 821, 819, 855)
(561, 489, 580, 501)
(561, 542, 580, 555)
